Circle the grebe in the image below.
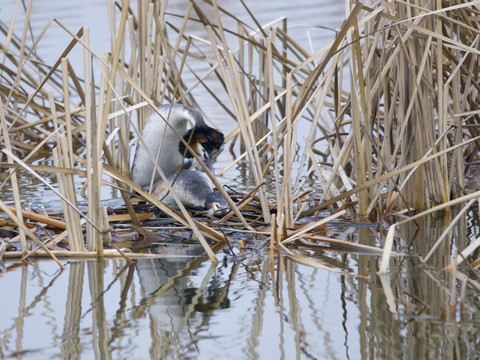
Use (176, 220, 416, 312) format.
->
(151, 169, 227, 212)
(131, 104, 224, 189)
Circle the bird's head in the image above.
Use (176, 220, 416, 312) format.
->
(204, 191, 228, 213)
(178, 125, 224, 172)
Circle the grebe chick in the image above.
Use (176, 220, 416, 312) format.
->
(131, 104, 224, 189)
(151, 169, 227, 211)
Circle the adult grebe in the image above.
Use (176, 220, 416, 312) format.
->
(151, 169, 227, 212)
(131, 104, 224, 189)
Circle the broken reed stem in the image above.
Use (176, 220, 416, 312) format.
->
(266, 38, 281, 221)
(60, 58, 84, 250)
(5, 205, 66, 230)
(282, 72, 294, 226)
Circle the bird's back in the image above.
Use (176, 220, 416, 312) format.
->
(131, 104, 192, 188)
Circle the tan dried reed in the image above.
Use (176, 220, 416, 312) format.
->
(3, 0, 480, 268)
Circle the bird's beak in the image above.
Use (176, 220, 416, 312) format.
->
(200, 145, 215, 173)
(204, 152, 214, 173)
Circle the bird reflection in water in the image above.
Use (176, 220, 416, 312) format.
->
(135, 245, 236, 338)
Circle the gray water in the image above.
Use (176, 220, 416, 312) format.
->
(2, 253, 362, 359)
(2, 1, 480, 359)
(3, 214, 480, 359)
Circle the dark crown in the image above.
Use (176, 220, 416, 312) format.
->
(178, 125, 224, 158)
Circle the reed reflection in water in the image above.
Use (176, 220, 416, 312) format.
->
(2, 217, 480, 360)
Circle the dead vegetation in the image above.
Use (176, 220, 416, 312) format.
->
(1, 1, 480, 281)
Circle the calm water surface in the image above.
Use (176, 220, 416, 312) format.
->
(2, 1, 480, 359)
(3, 214, 480, 359)
(2, 252, 365, 359)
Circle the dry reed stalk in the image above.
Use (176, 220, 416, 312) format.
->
(302, 234, 397, 256)
(51, 85, 84, 251)
(4, 0, 480, 268)
(5, 205, 66, 230)
(0, 220, 35, 228)
(281, 73, 294, 225)
(268, 1, 480, 223)
(82, 26, 102, 253)
(0, 163, 84, 176)
(269, 213, 276, 264)
(267, 38, 281, 214)
(101, 54, 142, 231)
(281, 209, 346, 245)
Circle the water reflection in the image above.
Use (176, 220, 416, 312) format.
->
(61, 261, 83, 358)
(135, 244, 234, 357)
(2, 215, 480, 359)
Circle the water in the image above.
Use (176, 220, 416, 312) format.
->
(2, 215, 480, 359)
(2, 255, 359, 359)
(2, 1, 480, 359)
(2, 211, 480, 359)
